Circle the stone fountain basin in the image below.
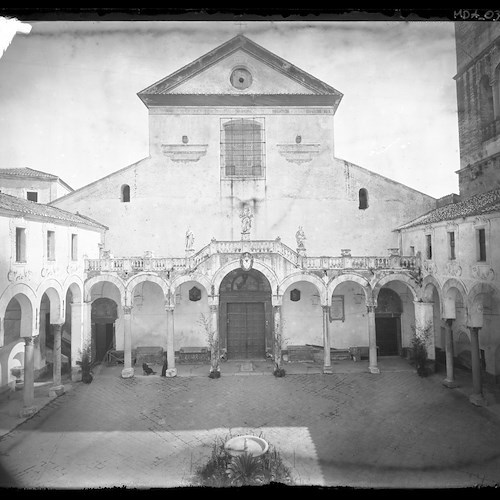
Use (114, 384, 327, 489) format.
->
(224, 435, 269, 457)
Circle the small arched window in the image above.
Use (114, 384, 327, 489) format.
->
(121, 184, 130, 203)
(359, 188, 368, 210)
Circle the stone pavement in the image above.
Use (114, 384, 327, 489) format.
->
(0, 357, 500, 489)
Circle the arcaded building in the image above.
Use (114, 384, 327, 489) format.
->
(48, 35, 438, 379)
(397, 22, 500, 406)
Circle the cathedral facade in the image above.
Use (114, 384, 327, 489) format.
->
(4, 29, 499, 411)
(49, 35, 436, 379)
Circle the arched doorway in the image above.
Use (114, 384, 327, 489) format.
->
(91, 298, 118, 361)
(219, 268, 272, 360)
(376, 288, 403, 356)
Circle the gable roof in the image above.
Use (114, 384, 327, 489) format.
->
(0, 167, 74, 192)
(138, 35, 343, 109)
(396, 188, 500, 230)
(0, 192, 107, 230)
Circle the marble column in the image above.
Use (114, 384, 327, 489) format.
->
(166, 305, 176, 370)
(49, 323, 65, 397)
(121, 306, 134, 378)
(469, 327, 487, 406)
(367, 305, 380, 374)
(322, 305, 332, 374)
(442, 319, 458, 388)
(70, 302, 83, 382)
(491, 78, 500, 119)
(209, 304, 219, 372)
(273, 305, 282, 366)
(20, 336, 37, 417)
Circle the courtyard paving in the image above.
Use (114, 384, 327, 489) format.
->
(0, 357, 500, 489)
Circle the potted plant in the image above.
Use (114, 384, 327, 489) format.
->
(273, 323, 287, 377)
(77, 342, 93, 384)
(410, 322, 433, 377)
(199, 313, 221, 379)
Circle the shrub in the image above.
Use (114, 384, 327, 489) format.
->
(193, 433, 294, 487)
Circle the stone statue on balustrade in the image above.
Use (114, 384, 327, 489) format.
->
(240, 206, 254, 239)
(295, 226, 306, 250)
(185, 227, 195, 251)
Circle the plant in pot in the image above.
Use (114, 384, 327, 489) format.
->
(199, 313, 221, 379)
(273, 322, 287, 378)
(77, 342, 94, 384)
(410, 321, 433, 377)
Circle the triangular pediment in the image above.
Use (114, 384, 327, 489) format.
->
(138, 35, 343, 109)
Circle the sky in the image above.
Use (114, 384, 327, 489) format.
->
(0, 19, 460, 198)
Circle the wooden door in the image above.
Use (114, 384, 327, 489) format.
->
(375, 317, 400, 356)
(96, 323, 114, 360)
(227, 302, 266, 359)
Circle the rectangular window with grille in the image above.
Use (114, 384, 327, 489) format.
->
(426, 234, 432, 260)
(47, 230, 55, 261)
(477, 228, 486, 262)
(221, 117, 265, 179)
(448, 231, 456, 260)
(16, 227, 26, 262)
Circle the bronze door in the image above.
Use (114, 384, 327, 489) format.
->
(227, 302, 266, 359)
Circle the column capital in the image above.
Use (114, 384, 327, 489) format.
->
(165, 305, 175, 313)
(366, 304, 376, 313)
(322, 305, 330, 313)
(51, 322, 65, 329)
(123, 305, 133, 315)
(273, 304, 282, 311)
(24, 336, 37, 346)
(209, 304, 218, 314)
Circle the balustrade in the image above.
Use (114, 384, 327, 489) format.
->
(85, 240, 417, 274)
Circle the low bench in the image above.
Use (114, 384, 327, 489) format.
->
(134, 346, 164, 366)
(349, 346, 375, 362)
(178, 346, 210, 364)
(287, 345, 315, 362)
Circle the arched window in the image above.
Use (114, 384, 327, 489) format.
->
(121, 184, 130, 203)
(358, 188, 369, 210)
(479, 75, 495, 140)
(221, 118, 265, 178)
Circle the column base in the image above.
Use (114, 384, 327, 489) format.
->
(469, 393, 488, 407)
(369, 366, 380, 374)
(19, 405, 38, 418)
(442, 378, 459, 389)
(163, 368, 177, 378)
(323, 366, 333, 374)
(121, 367, 135, 379)
(49, 385, 65, 397)
(71, 367, 82, 382)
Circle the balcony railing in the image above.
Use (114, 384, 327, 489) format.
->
(85, 239, 417, 274)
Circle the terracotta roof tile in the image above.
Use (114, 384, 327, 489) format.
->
(0, 192, 107, 229)
(397, 189, 500, 230)
(0, 167, 58, 179)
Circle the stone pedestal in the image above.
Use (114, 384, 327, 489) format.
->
(19, 406, 38, 418)
(469, 393, 488, 407)
(121, 367, 135, 379)
(164, 368, 177, 378)
(49, 385, 65, 397)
